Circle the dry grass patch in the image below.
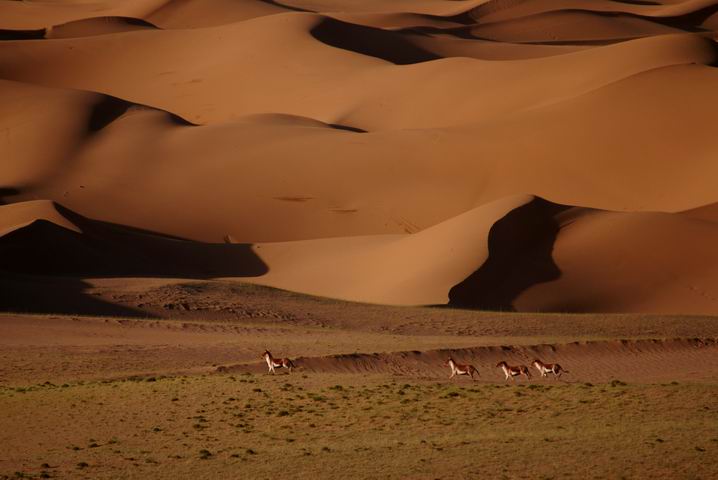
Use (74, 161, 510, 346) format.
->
(1, 374, 717, 479)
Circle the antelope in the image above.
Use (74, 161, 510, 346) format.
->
(532, 359, 568, 379)
(496, 361, 531, 382)
(445, 357, 479, 380)
(261, 350, 295, 374)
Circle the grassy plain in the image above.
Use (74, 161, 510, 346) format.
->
(2, 372, 717, 479)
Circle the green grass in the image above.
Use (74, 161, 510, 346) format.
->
(1, 374, 717, 479)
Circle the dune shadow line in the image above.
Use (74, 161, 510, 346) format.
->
(0, 28, 45, 41)
(86, 95, 193, 135)
(310, 17, 440, 65)
(0, 273, 148, 317)
(0, 187, 21, 205)
(258, 0, 312, 13)
(448, 197, 568, 311)
(0, 203, 269, 279)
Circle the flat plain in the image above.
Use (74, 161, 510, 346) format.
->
(2, 280, 718, 479)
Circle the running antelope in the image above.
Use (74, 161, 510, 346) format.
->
(496, 361, 531, 382)
(532, 359, 568, 379)
(261, 350, 296, 374)
(445, 357, 479, 380)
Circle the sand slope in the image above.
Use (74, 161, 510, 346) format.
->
(243, 196, 718, 313)
(0, 200, 266, 277)
(1, 0, 718, 313)
(3, 196, 718, 313)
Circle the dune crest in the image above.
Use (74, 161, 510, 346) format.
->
(0, 200, 82, 237)
(243, 196, 718, 313)
(4, 196, 718, 314)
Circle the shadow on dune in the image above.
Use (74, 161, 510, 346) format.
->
(257, 0, 312, 13)
(311, 17, 441, 65)
(0, 201, 267, 316)
(46, 16, 159, 38)
(328, 123, 367, 133)
(0, 29, 45, 41)
(656, 3, 718, 30)
(413, 7, 718, 46)
(544, 8, 718, 34)
(0, 273, 147, 317)
(611, 0, 660, 5)
(86, 96, 131, 133)
(448, 197, 568, 311)
(0, 97, 192, 209)
(0, 187, 21, 205)
(1, 16, 157, 42)
(86, 95, 193, 135)
(475, 2, 718, 31)
(0, 203, 268, 279)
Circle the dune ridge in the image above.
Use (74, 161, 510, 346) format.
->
(3, 195, 718, 313)
(0, 200, 266, 278)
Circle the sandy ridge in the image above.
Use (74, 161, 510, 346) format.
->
(220, 337, 718, 383)
(4, 195, 718, 312)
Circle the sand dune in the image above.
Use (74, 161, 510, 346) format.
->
(241, 196, 718, 313)
(3, 195, 718, 313)
(0, 0, 167, 30)
(467, 0, 718, 23)
(682, 202, 718, 223)
(4, 63, 718, 244)
(465, 10, 685, 43)
(148, 0, 300, 27)
(45, 16, 159, 39)
(0, 200, 266, 278)
(0, 19, 712, 127)
(0, 200, 82, 236)
(516, 208, 718, 314)
(1, 0, 718, 314)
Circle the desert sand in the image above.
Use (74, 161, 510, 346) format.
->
(2, 0, 718, 311)
(1, 0, 718, 478)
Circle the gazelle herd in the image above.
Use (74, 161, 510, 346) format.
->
(263, 349, 567, 382)
(445, 357, 568, 382)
